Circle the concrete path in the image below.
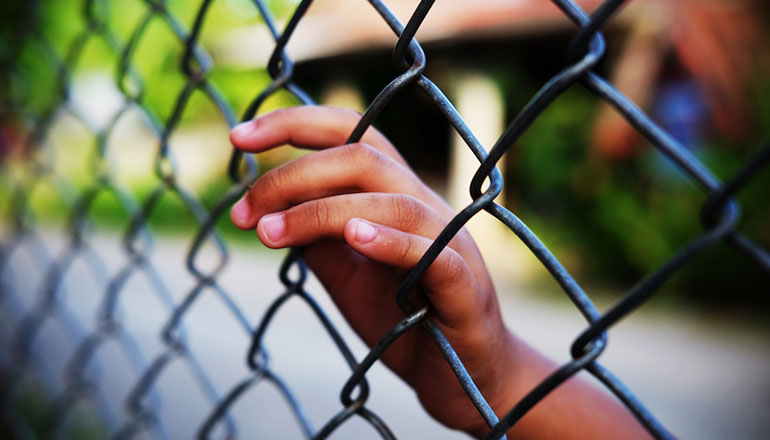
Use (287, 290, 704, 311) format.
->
(2, 232, 768, 439)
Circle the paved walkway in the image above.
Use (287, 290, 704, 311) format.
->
(3, 233, 769, 439)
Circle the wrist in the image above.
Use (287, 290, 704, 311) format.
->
(464, 329, 525, 439)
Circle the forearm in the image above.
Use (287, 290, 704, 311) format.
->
(469, 333, 652, 440)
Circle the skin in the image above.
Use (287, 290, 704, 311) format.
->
(229, 106, 652, 439)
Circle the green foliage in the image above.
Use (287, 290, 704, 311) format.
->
(10, 378, 107, 438)
(0, 0, 299, 244)
(505, 85, 769, 301)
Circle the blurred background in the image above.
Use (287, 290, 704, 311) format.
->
(1, 0, 769, 439)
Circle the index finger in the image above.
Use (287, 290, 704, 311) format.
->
(229, 105, 407, 165)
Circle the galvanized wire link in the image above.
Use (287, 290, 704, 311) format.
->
(0, 0, 768, 439)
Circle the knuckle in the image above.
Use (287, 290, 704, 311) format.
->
(345, 142, 384, 171)
(398, 235, 417, 263)
(310, 199, 332, 227)
(390, 194, 425, 229)
(439, 249, 466, 287)
(261, 164, 287, 193)
(274, 106, 294, 119)
(264, 107, 291, 127)
(338, 107, 363, 118)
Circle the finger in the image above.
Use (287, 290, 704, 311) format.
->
(343, 218, 482, 327)
(255, 192, 448, 250)
(229, 105, 407, 165)
(230, 143, 445, 230)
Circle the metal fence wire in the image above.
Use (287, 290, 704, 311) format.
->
(1, 0, 769, 439)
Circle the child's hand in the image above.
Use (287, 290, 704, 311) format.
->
(229, 106, 650, 439)
(228, 105, 511, 434)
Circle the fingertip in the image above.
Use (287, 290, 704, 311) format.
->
(229, 120, 255, 146)
(345, 218, 378, 244)
(343, 218, 357, 243)
(257, 213, 286, 248)
(230, 196, 252, 228)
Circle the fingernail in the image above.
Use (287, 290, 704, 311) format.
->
(260, 213, 286, 242)
(230, 121, 254, 140)
(354, 219, 377, 243)
(231, 196, 251, 225)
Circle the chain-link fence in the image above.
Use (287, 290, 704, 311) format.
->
(1, 0, 768, 438)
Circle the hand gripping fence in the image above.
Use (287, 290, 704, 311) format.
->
(1, 0, 768, 439)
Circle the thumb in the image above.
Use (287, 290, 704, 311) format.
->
(343, 218, 481, 328)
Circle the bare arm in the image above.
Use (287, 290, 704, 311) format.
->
(229, 105, 651, 439)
